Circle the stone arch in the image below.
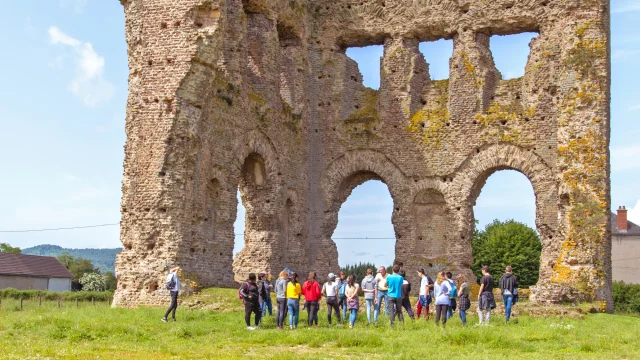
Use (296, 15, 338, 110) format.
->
(231, 130, 285, 280)
(315, 150, 411, 277)
(453, 144, 557, 284)
(232, 129, 280, 182)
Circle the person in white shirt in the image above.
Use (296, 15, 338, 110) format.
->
(322, 273, 342, 325)
(416, 268, 433, 321)
(373, 266, 390, 324)
(162, 267, 181, 322)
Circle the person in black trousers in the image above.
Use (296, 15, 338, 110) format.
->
(240, 273, 262, 330)
(399, 270, 415, 319)
(162, 267, 180, 322)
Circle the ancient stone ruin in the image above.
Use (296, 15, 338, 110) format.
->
(114, 0, 612, 311)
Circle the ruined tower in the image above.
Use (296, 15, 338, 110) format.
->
(114, 0, 612, 311)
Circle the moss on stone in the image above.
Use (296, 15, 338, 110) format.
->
(406, 80, 450, 150)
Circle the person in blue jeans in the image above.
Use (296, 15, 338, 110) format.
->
(286, 273, 302, 329)
(445, 271, 457, 320)
(345, 274, 360, 328)
(373, 266, 389, 324)
(259, 273, 273, 317)
(499, 266, 518, 323)
(456, 274, 470, 326)
(360, 268, 377, 324)
(337, 271, 348, 322)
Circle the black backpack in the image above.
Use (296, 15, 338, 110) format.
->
(166, 273, 176, 290)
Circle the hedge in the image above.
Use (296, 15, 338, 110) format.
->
(612, 281, 640, 314)
(0, 288, 113, 301)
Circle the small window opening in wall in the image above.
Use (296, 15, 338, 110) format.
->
(418, 39, 454, 80)
(490, 33, 538, 80)
(345, 45, 384, 90)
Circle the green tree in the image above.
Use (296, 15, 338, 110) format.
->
(340, 262, 379, 281)
(104, 271, 117, 291)
(79, 272, 107, 292)
(472, 219, 541, 287)
(0, 243, 21, 254)
(57, 252, 100, 282)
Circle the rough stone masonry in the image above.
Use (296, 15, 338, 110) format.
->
(113, 0, 612, 311)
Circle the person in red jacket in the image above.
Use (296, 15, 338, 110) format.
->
(301, 272, 322, 327)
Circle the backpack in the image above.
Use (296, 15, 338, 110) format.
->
(448, 280, 457, 297)
(338, 282, 347, 300)
(238, 281, 249, 300)
(165, 273, 176, 290)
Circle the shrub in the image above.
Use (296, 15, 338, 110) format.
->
(612, 281, 640, 314)
(79, 273, 107, 292)
(0, 288, 113, 301)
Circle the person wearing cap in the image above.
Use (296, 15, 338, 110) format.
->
(322, 272, 342, 325)
(360, 268, 377, 324)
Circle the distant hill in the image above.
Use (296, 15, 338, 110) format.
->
(22, 245, 121, 274)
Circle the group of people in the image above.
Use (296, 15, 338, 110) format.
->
(235, 264, 519, 330)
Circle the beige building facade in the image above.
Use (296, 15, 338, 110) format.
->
(612, 207, 640, 285)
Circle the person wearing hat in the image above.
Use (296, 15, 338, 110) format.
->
(360, 268, 377, 324)
(322, 272, 342, 325)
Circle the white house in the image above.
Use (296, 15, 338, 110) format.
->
(0, 253, 74, 292)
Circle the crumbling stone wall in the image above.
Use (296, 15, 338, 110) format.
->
(114, 0, 612, 311)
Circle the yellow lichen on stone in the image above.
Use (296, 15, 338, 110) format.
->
(474, 81, 535, 145)
(406, 80, 450, 150)
(344, 88, 380, 138)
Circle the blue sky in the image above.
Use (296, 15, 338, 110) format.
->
(0, 1, 639, 269)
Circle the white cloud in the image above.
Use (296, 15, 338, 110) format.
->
(629, 104, 640, 111)
(60, 0, 88, 13)
(611, 144, 640, 172)
(48, 26, 115, 107)
(613, 3, 640, 14)
(627, 200, 640, 225)
(49, 26, 80, 46)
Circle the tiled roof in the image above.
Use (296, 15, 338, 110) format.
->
(0, 253, 74, 278)
(612, 213, 640, 236)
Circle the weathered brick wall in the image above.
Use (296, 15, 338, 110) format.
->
(114, 0, 612, 311)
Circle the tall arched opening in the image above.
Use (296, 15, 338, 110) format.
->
(332, 180, 395, 269)
(455, 145, 558, 290)
(472, 170, 541, 287)
(232, 152, 276, 281)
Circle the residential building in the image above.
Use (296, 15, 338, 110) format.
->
(612, 206, 640, 284)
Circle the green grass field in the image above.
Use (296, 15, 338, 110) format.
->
(0, 288, 639, 359)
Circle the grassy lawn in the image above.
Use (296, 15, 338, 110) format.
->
(0, 288, 639, 359)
